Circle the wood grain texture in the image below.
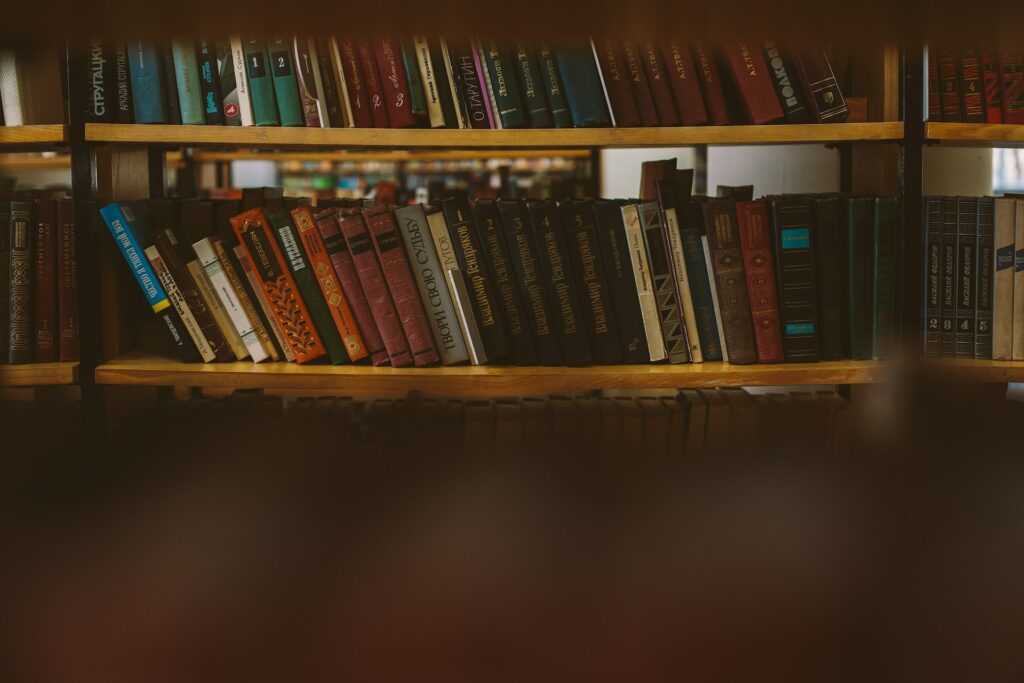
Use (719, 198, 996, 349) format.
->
(0, 125, 67, 146)
(95, 350, 889, 395)
(191, 149, 593, 162)
(925, 122, 1024, 143)
(0, 362, 78, 387)
(86, 122, 905, 149)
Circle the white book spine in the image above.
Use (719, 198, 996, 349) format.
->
(621, 203, 666, 362)
(0, 50, 24, 126)
(702, 234, 729, 363)
(439, 38, 467, 129)
(414, 36, 446, 128)
(235, 244, 296, 362)
(187, 259, 248, 360)
(144, 245, 216, 362)
(194, 238, 268, 363)
(662, 206, 704, 362)
(229, 36, 254, 126)
(329, 37, 355, 128)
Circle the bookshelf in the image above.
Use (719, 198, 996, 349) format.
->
(0, 361, 79, 387)
(0, 124, 67, 147)
(925, 122, 1024, 144)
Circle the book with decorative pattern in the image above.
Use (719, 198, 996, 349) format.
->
(737, 199, 784, 363)
(769, 197, 820, 363)
(56, 199, 77, 362)
(639, 200, 690, 363)
(32, 199, 56, 363)
(374, 38, 418, 128)
(955, 196, 978, 357)
(702, 199, 757, 364)
(975, 197, 994, 359)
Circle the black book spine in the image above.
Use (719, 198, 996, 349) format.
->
(527, 200, 592, 365)
(472, 201, 538, 365)
(497, 201, 563, 365)
(314, 38, 343, 127)
(955, 196, 977, 357)
(975, 196, 994, 359)
(940, 196, 958, 357)
(924, 196, 943, 357)
(440, 197, 510, 360)
(87, 39, 114, 122)
(159, 43, 183, 125)
(559, 200, 623, 364)
(196, 39, 225, 125)
(113, 41, 134, 123)
(812, 197, 843, 360)
(761, 41, 810, 123)
(770, 198, 820, 362)
(593, 200, 650, 364)
(8, 202, 34, 364)
(428, 39, 460, 128)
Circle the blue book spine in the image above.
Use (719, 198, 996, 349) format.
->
(126, 41, 168, 123)
(171, 40, 206, 125)
(680, 226, 724, 361)
(553, 41, 611, 127)
(99, 203, 170, 313)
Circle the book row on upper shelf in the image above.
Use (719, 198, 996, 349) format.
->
(100, 158, 897, 369)
(929, 49, 1024, 123)
(86, 37, 850, 130)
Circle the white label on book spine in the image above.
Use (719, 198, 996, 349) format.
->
(194, 238, 267, 362)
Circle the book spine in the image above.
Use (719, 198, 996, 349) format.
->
(126, 41, 167, 123)
(593, 201, 651, 364)
(216, 41, 241, 126)
(621, 204, 666, 362)
(679, 227, 724, 361)
(794, 45, 849, 123)
(144, 245, 216, 362)
(702, 235, 730, 362)
(311, 38, 340, 127)
(188, 259, 247, 360)
(231, 208, 326, 363)
(761, 41, 810, 123)
(955, 196, 977, 357)
(267, 36, 304, 127)
(873, 198, 898, 360)
(982, 50, 1003, 124)
(394, 205, 468, 365)
(195, 40, 225, 125)
(471, 40, 498, 129)
(936, 49, 962, 122)
(414, 37, 446, 128)
(535, 41, 574, 128)
(703, 199, 758, 364)
(975, 196, 995, 359)
(957, 49, 985, 123)
(482, 40, 528, 129)
(436, 38, 466, 128)
(339, 38, 372, 128)
(171, 40, 205, 125)
(924, 196, 943, 356)
(940, 196, 958, 357)
(328, 38, 355, 128)
(357, 39, 390, 127)
(8, 203, 33, 363)
(771, 199, 821, 362)
(640, 40, 681, 125)
(214, 239, 278, 361)
(1, 206, 12, 360)
(338, 210, 411, 366)
(692, 42, 730, 125)
(927, 50, 942, 121)
(993, 198, 1015, 360)
(661, 40, 708, 126)
(293, 37, 323, 127)
(56, 200, 77, 361)
(87, 39, 113, 122)
(374, 38, 417, 128)
(159, 43, 182, 124)
(594, 39, 640, 127)
(1013, 199, 1024, 361)
(446, 268, 488, 365)
(33, 200, 56, 363)
(513, 43, 553, 128)
(229, 37, 255, 126)
(193, 238, 268, 362)
(1000, 50, 1024, 124)
(234, 243, 295, 362)
(0, 52, 20, 125)
(737, 200, 784, 363)
(554, 42, 612, 127)
(112, 41, 133, 123)
(660, 203, 703, 362)
(621, 40, 659, 126)
(243, 39, 280, 126)
(400, 39, 428, 120)
(291, 207, 366, 362)
(639, 201, 689, 363)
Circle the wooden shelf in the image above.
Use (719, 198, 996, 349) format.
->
(0, 361, 78, 387)
(925, 122, 1024, 145)
(191, 149, 593, 163)
(0, 125, 67, 147)
(94, 351, 887, 396)
(85, 123, 905, 149)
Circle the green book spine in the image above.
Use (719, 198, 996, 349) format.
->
(872, 197, 898, 360)
(482, 40, 527, 128)
(536, 41, 573, 128)
(243, 38, 280, 126)
(400, 39, 428, 119)
(513, 42, 552, 128)
(171, 40, 205, 125)
(843, 197, 873, 360)
(267, 36, 303, 127)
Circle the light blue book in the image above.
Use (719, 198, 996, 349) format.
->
(126, 41, 167, 124)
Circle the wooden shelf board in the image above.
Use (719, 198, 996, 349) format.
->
(95, 351, 887, 396)
(85, 123, 905, 149)
(925, 122, 1024, 144)
(192, 149, 593, 163)
(0, 125, 67, 147)
(0, 361, 78, 387)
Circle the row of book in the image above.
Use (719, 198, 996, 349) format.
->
(1, 195, 78, 365)
(88, 38, 849, 129)
(102, 168, 896, 367)
(928, 49, 1024, 123)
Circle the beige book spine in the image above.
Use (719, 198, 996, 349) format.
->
(1014, 200, 1024, 361)
(662, 205, 704, 362)
(620, 203, 666, 362)
(993, 198, 1016, 360)
(187, 259, 248, 360)
(413, 36, 446, 128)
(328, 37, 355, 128)
(144, 245, 216, 362)
(213, 238, 279, 361)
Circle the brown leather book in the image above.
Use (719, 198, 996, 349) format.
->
(702, 199, 758, 364)
(373, 37, 418, 128)
(660, 40, 708, 126)
(56, 199, 77, 361)
(736, 200, 784, 363)
(355, 38, 390, 127)
(339, 38, 373, 128)
(620, 40, 659, 126)
(593, 38, 641, 127)
(722, 42, 784, 124)
(794, 45, 849, 123)
(640, 40, 680, 126)
(691, 42, 730, 125)
(33, 199, 57, 363)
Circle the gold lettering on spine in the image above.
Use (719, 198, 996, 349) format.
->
(543, 230, 575, 335)
(456, 221, 494, 327)
(575, 229, 607, 334)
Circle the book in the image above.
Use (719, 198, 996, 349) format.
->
(640, 40, 680, 126)
(620, 203, 666, 362)
(873, 197, 898, 360)
(413, 37, 446, 128)
(678, 208, 724, 362)
(7, 202, 33, 364)
(356, 39, 389, 128)
(234, 243, 295, 362)
(171, 39, 205, 125)
(33, 200, 56, 363)
(228, 37, 254, 126)
(481, 40, 528, 129)
(811, 195, 844, 360)
(242, 39, 280, 126)
(473, 40, 499, 129)
(702, 235, 729, 361)
(215, 41, 241, 126)
(656, 182, 703, 362)
(144, 244, 215, 362)
(1014, 199, 1024, 360)
(982, 50, 1003, 124)
(794, 45, 849, 123)
(593, 200, 651, 364)
(293, 37, 325, 127)
(445, 268, 487, 365)
(447, 41, 490, 129)
(604, 39, 648, 126)
(957, 49, 985, 123)
(639, 158, 677, 202)
(212, 238, 278, 361)
(86, 39, 113, 122)
(936, 49, 961, 122)
(125, 41, 167, 123)
(924, 196, 943, 357)
(702, 199, 757, 364)
(975, 197, 995, 359)
(554, 41, 612, 127)
(735, 199, 784, 363)
(320, 39, 352, 130)
(769, 198, 819, 362)
(939, 196, 958, 357)
(927, 50, 941, 121)
(761, 41, 810, 123)
(1000, 50, 1024, 124)
(639, 200, 689, 363)
(267, 36, 304, 127)
(956, 196, 978, 357)
(722, 42, 783, 124)
(535, 42, 574, 128)
(192, 237, 268, 362)
(339, 38, 371, 128)
(158, 43, 182, 124)
(374, 38, 418, 128)
(400, 39, 428, 120)
(691, 42, 730, 125)
(512, 43, 552, 128)
(992, 198, 1014, 360)
(188, 258, 247, 360)
(435, 39, 466, 128)
(112, 41, 134, 123)
(195, 40, 224, 125)
(660, 39, 708, 126)
(56, 200, 77, 362)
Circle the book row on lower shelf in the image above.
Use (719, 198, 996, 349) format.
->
(2, 193, 79, 365)
(102, 172, 896, 369)
(89, 36, 849, 129)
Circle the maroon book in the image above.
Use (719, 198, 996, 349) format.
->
(621, 40, 659, 126)
(660, 40, 709, 126)
(314, 207, 389, 366)
(33, 199, 57, 363)
(982, 51, 1003, 124)
(363, 205, 439, 366)
(927, 54, 942, 121)
(935, 49, 962, 123)
(640, 40, 681, 126)
(56, 199, 77, 362)
(722, 42, 785, 124)
(338, 208, 411, 366)
(594, 38, 640, 127)
(373, 37, 418, 129)
(340, 39, 373, 128)
(692, 42, 730, 125)
(957, 49, 985, 123)
(355, 39, 390, 128)
(736, 200, 783, 363)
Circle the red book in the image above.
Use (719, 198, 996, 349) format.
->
(33, 199, 57, 363)
(621, 40, 659, 126)
(338, 208, 411, 366)
(593, 38, 641, 127)
(339, 39, 373, 128)
(373, 37, 418, 129)
(692, 42, 730, 125)
(957, 49, 985, 123)
(640, 40, 680, 126)
(936, 49, 962, 122)
(927, 54, 942, 121)
(982, 51, 1003, 123)
(56, 199, 77, 361)
(736, 200, 783, 363)
(363, 205, 439, 366)
(999, 50, 1024, 124)
(723, 42, 784, 124)
(356, 39, 390, 128)
(660, 40, 709, 126)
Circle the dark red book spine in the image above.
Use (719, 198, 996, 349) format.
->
(982, 51, 1003, 123)
(33, 199, 57, 363)
(957, 49, 985, 123)
(356, 39, 390, 128)
(621, 40, 659, 126)
(723, 42, 784, 124)
(936, 49, 962, 122)
(736, 200, 784, 363)
(640, 40, 680, 126)
(999, 50, 1024, 124)
(338, 209, 411, 366)
(340, 38, 374, 128)
(56, 199, 77, 361)
(927, 54, 942, 121)
(660, 40, 708, 126)
(374, 37, 418, 129)
(692, 42, 730, 125)
(363, 206, 439, 366)
(594, 38, 641, 127)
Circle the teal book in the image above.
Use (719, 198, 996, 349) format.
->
(481, 40, 527, 128)
(126, 41, 167, 123)
(400, 39, 428, 120)
(171, 40, 205, 125)
(267, 36, 303, 127)
(513, 43, 552, 128)
(535, 41, 573, 128)
(243, 38, 280, 126)
(872, 197, 898, 360)
(552, 41, 610, 127)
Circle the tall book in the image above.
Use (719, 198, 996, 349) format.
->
(425, 207, 486, 363)
(216, 40, 244, 125)
(638, 40, 679, 126)
(474, 40, 499, 129)
(187, 259, 247, 360)
(722, 42, 783, 124)
(535, 41, 574, 128)
(639, 200, 690, 363)
(323, 39, 355, 129)
(434, 39, 466, 128)
(873, 197, 898, 360)
(621, 40, 659, 126)
(481, 40, 528, 129)
(794, 45, 849, 123)
(526, 200, 592, 366)
(660, 39, 708, 126)
(678, 207, 724, 362)
(374, 38, 417, 128)
(126, 41, 167, 123)
(554, 42, 612, 127)
(769, 198, 820, 362)
(639, 158, 677, 202)
(57, 199, 77, 362)
(7, 202, 33, 364)
(473, 201, 538, 365)
(228, 37, 255, 126)
(230, 208, 326, 364)
(927, 50, 941, 121)
(399, 40, 428, 121)
(593, 200, 651, 364)
(957, 49, 985, 123)
(86, 39, 113, 122)
(1, 205, 12, 361)
(267, 36, 304, 127)
(211, 238, 278, 361)
(692, 42, 730, 125)
(1000, 50, 1024, 124)
(761, 41, 810, 123)
(620, 202, 666, 362)
(233, 243, 292, 361)
(158, 43, 182, 124)
(242, 39, 280, 126)
(171, 39, 205, 125)
(293, 37, 326, 127)
(992, 198, 1014, 360)
(144, 244, 215, 362)
(982, 50, 1003, 124)
(33, 200, 56, 363)
(112, 41, 133, 123)
(192, 238, 268, 362)
(736, 199, 784, 363)
(512, 43, 552, 128)
(936, 49, 961, 122)
(448, 41, 490, 129)
(924, 196, 943, 357)
(975, 197, 995, 359)
(195, 39, 225, 125)
(702, 199, 758, 364)
(356, 39, 389, 127)
(413, 37, 446, 128)
(339, 38, 372, 128)
(939, 196, 958, 357)
(1014, 199, 1024, 360)
(955, 197, 978, 357)
(657, 181, 703, 362)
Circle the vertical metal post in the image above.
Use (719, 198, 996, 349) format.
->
(900, 45, 925, 353)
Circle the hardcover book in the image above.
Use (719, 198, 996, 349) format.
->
(691, 42, 730, 125)
(512, 43, 552, 128)
(328, 39, 356, 129)
(216, 41, 241, 125)
(768, 198, 819, 362)
(535, 41, 574, 128)
(975, 197, 995, 359)
(873, 197, 898, 360)
(702, 234, 729, 361)
(794, 45, 849, 123)
(554, 41, 612, 127)
(194, 39, 224, 125)
(374, 38, 418, 128)
(113, 41, 133, 123)
(7, 202, 33, 364)
(936, 49, 962, 122)
(481, 40, 528, 129)
(357, 39, 390, 127)
(939, 196, 958, 357)
(242, 39, 280, 126)
(761, 41, 810, 123)
(955, 196, 978, 357)
(171, 39, 205, 125)
(234, 243, 295, 362)
(660, 39, 708, 126)
(413, 37, 446, 128)
(145, 244, 215, 362)
(982, 51, 1003, 124)
(192, 237, 268, 362)
(1014, 199, 1024, 360)
(702, 199, 758, 364)
(993, 198, 1015, 360)
(999, 50, 1024, 124)
(212, 238, 278, 361)
(679, 205, 724, 362)
(927, 51, 942, 121)
(657, 181, 703, 362)
(640, 40, 680, 126)
(400, 40, 428, 120)
(924, 196, 943, 357)
(472, 40, 498, 129)
(811, 195, 844, 360)
(736, 199, 784, 363)
(159, 43, 182, 124)
(722, 42, 784, 124)
(620, 40, 659, 126)
(639, 200, 690, 363)
(187, 259, 247, 360)
(435, 39, 466, 128)
(126, 41, 167, 124)
(56, 199, 77, 361)
(339, 38, 372, 128)
(86, 39, 113, 122)
(957, 49, 985, 123)
(448, 41, 490, 129)
(293, 37, 325, 127)
(33, 200, 56, 363)
(228, 37, 255, 126)
(267, 36, 304, 127)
